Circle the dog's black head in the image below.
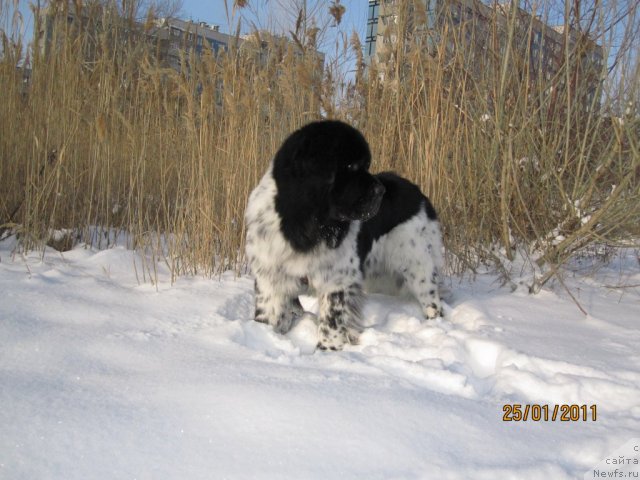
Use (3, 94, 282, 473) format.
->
(273, 120, 385, 252)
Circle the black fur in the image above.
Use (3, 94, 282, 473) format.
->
(272, 120, 384, 253)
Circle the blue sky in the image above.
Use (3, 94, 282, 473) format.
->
(180, 0, 369, 37)
(11, 0, 369, 71)
(178, 0, 370, 65)
(14, 0, 369, 43)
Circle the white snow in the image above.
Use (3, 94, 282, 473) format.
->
(1, 237, 639, 479)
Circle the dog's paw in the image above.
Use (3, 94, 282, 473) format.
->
(316, 324, 352, 351)
(273, 310, 298, 335)
(424, 303, 443, 320)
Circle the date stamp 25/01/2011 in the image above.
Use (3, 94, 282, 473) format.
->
(502, 404, 597, 422)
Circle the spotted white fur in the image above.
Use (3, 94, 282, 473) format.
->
(362, 207, 443, 319)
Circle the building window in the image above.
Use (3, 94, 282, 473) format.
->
(368, 1, 380, 20)
(465, 7, 473, 20)
(208, 38, 226, 55)
(366, 0, 380, 57)
(451, 4, 461, 24)
(532, 30, 542, 47)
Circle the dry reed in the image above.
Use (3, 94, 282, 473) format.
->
(0, 0, 638, 289)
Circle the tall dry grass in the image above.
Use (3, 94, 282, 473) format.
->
(345, 0, 639, 289)
(0, 0, 638, 290)
(1, 0, 325, 281)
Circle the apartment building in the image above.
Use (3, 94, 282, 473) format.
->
(366, 0, 604, 109)
(36, 5, 237, 64)
(36, 5, 322, 72)
(150, 18, 238, 70)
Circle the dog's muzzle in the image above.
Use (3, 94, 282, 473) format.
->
(358, 180, 385, 221)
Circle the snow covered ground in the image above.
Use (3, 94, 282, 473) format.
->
(1, 236, 639, 479)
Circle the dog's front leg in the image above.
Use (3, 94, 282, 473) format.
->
(317, 284, 364, 351)
(254, 278, 304, 334)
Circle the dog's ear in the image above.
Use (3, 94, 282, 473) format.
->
(298, 140, 338, 179)
(290, 135, 319, 178)
(274, 129, 334, 181)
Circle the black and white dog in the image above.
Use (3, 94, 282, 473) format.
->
(245, 120, 443, 350)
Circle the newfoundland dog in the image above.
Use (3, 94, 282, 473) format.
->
(245, 120, 443, 350)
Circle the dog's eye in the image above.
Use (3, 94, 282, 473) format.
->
(346, 163, 359, 172)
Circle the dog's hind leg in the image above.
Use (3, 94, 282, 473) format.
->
(404, 267, 443, 319)
(384, 210, 444, 320)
